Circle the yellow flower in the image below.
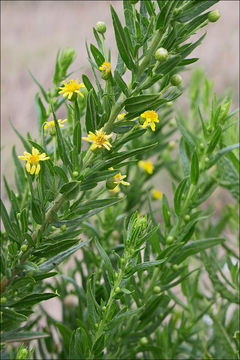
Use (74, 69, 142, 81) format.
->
(140, 110, 159, 131)
(151, 189, 163, 200)
(109, 167, 130, 186)
(138, 160, 154, 174)
(58, 79, 85, 100)
(82, 128, 113, 151)
(99, 60, 111, 75)
(44, 119, 67, 131)
(117, 113, 126, 121)
(18, 147, 50, 175)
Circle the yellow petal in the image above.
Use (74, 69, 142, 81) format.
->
(30, 165, 36, 175)
(26, 162, 31, 173)
(35, 164, 41, 175)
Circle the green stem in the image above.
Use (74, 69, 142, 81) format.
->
(101, 34, 106, 59)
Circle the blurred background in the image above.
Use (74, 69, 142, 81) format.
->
(1, 0, 239, 193)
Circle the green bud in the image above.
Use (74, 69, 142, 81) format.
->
(73, 171, 79, 178)
(102, 305, 107, 311)
(101, 71, 111, 80)
(205, 157, 210, 163)
(20, 244, 28, 252)
(168, 140, 176, 150)
(130, 0, 139, 4)
(116, 287, 120, 292)
(155, 47, 168, 62)
(169, 119, 175, 127)
(208, 9, 221, 22)
(51, 226, 57, 231)
(166, 236, 174, 244)
(135, 216, 148, 229)
(153, 286, 161, 294)
(171, 74, 182, 86)
(181, 193, 185, 199)
(59, 47, 76, 75)
(14, 291, 18, 296)
(0, 297, 7, 304)
(95, 280, 100, 286)
(140, 337, 148, 345)
(199, 143, 205, 151)
(60, 225, 67, 232)
(184, 214, 190, 222)
(95, 323, 99, 329)
(166, 101, 173, 107)
(96, 21, 106, 34)
(138, 116, 145, 125)
(16, 193, 20, 199)
(173, 264, 179, 272)
(17, 213, 21, 220)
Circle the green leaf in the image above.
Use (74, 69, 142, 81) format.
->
(56, 323, 73, 350)
(9, 293, 57, 308)
(31, 199, 44, 225)
(175, 0, 218, 22)
(114, 69, 130, 97)
(110, 4, 135, 70)
(190, 150, 199, 185)
(0, 199, 17, 241)
(174, 177, 189, 215)
(95, 238, 114, 284)
(87, 274, 100, 331)
(90, 43, 105, 67)
(179, 137, 190, 176)
(3, 331, 50, 343)
(29, 71, 49, 102)
(171, 238, 225, 264)
(162, 194, 171, 228)
(36, 241, 88, 273)
(85, 89, 98, 133)
(176, 117, 196, 147)
(53, 165, 69, 183)
(92, 334, 105, 356)
(124, 259, 166, 278)
(207, 126, 222, 154)
(73, 121, 82, 155)
(33, 238, 80, 258)
(59, 181, 80, 200)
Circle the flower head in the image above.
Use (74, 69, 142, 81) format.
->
(140, 110, 159, 131)
(82, 128, 113, 151)
(58, 79, 85, 100)
(18, 147, 50, 175)
(109, 167, 130, 187)
(99, 61, 111, 75)
(109, 185, 120, 194)
(44, 119, 67, 135)
(138, 160, 154, 174)
(151, 189, 163, 200)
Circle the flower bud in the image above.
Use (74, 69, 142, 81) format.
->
(60, 225, 67, 232)
(116, 287, 120, 292)
(168, 140, 176, 150)
(153, 286, 161, 294)
(102, 305, 107, 311)
(73, 171, 79, 178)
(205, 157, 210, 163)
(208, 9, 221, 22)
(138, 116, 145, 125)
(199, 143, 205, 151)
(166, 101, 173, 107)
(51, 226, 57, 231)
(130, 0, 139, 4)
(59, 47, 76, 76)
(140, 337, 148, 345)
(64, 294, 78, 307)
(155, 47, 168, 62)
(169, 119, 175, 127)
(166, 236, 174, 244)
(17, 213, 21, 220)
(101, 71, 111, 80)
(96, 21, 106, 34)
(172, 264, 179, 272)
(0, 297, 7, 304)
(184, 214, 190, 222)
(20, 244, 28, 252)
(106, 178, 117, 190)
(171, 74, 182, 86)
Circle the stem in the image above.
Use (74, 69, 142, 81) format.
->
(138, 29, 162, 77)
(101, 34, 106, 59)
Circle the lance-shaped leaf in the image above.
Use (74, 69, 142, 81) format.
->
(95, 238, 114, 284)
(110, 4, 135, 70)
(124, 259, 166, 278)
(174, 177, 189, 215)
(9, 293, 58, 308)
(90, 43, 105, 67)
(190, 150, 199, 185)
(85, 89, 98, 133)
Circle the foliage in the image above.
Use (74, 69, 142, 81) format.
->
(1, 1, 239, 359)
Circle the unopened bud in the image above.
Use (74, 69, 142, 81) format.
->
(153, 286, 161, 294)
(166, 101, 173, 107)
(166, 236, 174, 244)
(106, 178, 117, 190)
(51, 226, 57, 231)
(169, 119, 175, 127)
(171, 74, 182, 86)
(96, 21, 106, 34)
(173, 264, 179, 271)
(184, 214, 190, 222)
(60, 225, 67, 232)
(140, 337, 148, 345)
(208, 9, 221, 22)
(0, 297, 7, 304)
(102, 305, 107, 311)
(20, 244, 28, 252)
(155, 47, 168, 62)
(73, 171, 79, 178)
(130, 0, 139, 4)
(116, 287, 120, 292)
(168, 140, 176, 150)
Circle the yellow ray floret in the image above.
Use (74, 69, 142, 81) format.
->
(151, 189, 163, 200)
(117, 113, 126, 121)
(138, 160, 154, 175)
(18, 147, 50, 175)
(140, 110, 159, 131)
(109, 185, 120, 194)
(99, 61, 111, 74)
(58, 79, 85, 100)
(109, 167, 130, 186)
(82, 128, 113, 151)
(44, 119, 67, 131)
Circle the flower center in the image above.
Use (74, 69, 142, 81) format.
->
(29, 155, 39, 164)
(96, 135, 105, 145)
(66, 83, 79, 92)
